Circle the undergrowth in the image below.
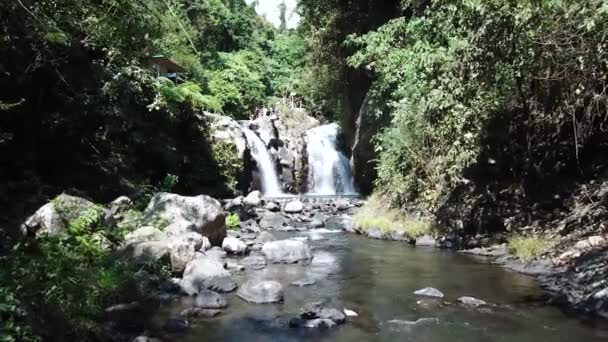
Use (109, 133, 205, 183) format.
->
(354, 194, 433, 239)
(508, 235, 549, 263)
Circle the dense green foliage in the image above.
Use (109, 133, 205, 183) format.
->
(304, 0, 608, 210)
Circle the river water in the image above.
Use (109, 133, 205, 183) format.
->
(151, 229, 608, 341)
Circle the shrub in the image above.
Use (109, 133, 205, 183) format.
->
(508, 235, 549, 263)
(225, 213, 240, 231)
(354, 194, 433, 239)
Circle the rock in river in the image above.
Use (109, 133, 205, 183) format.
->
(222, 237, 248, 255)
(241, 255, 267, 270)
(180, 257, 237, 295)
(458, 296, 487, 306)
(414, 287, 445, 298)
(194, 289, 228, 309)
(237, 280, 284, 304)
(284, 200, 304, 213)
(261, 240, 313, 264)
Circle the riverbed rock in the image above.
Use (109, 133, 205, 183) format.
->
(326, 216, 355, 232)
(257, 231, 276, 243)
(132, 336, 163, 342)
(264, 201, 281, 212)
(169, 239, 197, 274)
(204, 246, 227, 260)
(310, 213, 326, 228)
(261, 240, 313, 264)
(142, 193, 226, 245)
(21, 194, 102, 236)
(200, 236, 212, 251)
(243, 191, 262, 207)
(179, 308, 222, 319)
(194, 290, 228, 309)
(365, 228, 385, 240)
(222, 237, 248, 255)
(180, 257, 237, 295)
(125, 226, 165, 243)
(241, 255, 267, 270)
(284, 200, 304, 213)
(414, 287, 445, 298)
(123, 241, 170, 264)
(237, 280, 284, 304)
(240, 219, 260, 233)
(259, 213, 288, 229)
(416, 235, 437, 247)
(163, 318, 189, 333)
(291, 278, 316, 287)
(458, 296, 487, 306)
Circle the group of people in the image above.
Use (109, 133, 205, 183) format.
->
(250, 94, 303, 120)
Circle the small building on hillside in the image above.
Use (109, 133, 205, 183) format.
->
(149, 55, 186, 83)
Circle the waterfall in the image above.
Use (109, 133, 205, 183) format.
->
(305, 123, 357, 195)
(242, 127, 283, 196)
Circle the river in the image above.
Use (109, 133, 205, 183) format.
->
(148, 227, 608, 341)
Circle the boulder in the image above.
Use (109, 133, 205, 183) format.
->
(163, 220, 197, 237)
(264, 201, 281, 212)
(261, 240, 313, 264)
(194, 290, 228, 309)
(416, 235, 437, 247)
(180, 257, 237, 295)
(259, 213, 287, 229)
(109, 196, 133, 216)
(414, 287, 444, 298)
(240, 219, 260, 233)
(365, 228, 384, 240)
(458, 296, 487, 306)
(284, 200, 304, 213)
(243, 191, 262, 207)
(291, 278, 316, 287)
(310, 213, 326, 228)
(21, 194, 101, 236)
(222, 237, 248, 255)
(241, 255, 267, 270)
(200, 237, 212, 251)
(257, 231, 276, 244)
(142, 193, 226, 245)
(168, 238, 198, 274)
(325, 216, 355, 232)
(204, 246, 227, 260)
(125, 226, 165, 243)
(122, 241, 170, 265)
(237, 280, 284, 304)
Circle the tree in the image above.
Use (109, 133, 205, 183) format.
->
(278, 0, 287, 31)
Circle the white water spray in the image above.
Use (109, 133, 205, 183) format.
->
(305, 123, 356, 195)
(242, 127, 283, 196)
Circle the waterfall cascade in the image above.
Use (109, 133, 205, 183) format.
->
(305, 123, 357, 195)
(242, 127, 283, 196)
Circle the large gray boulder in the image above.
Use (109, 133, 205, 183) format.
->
(125, 226, 165, 243)
(180, 257, 237, 295)
(259, 213, 287, 229)
(284, 200, 304, 213)
(21, 194, 102, 236)
(194, 290, 228, 309)
(205, 112, 248, 160)
(243, 191, 262, 207)
(261, 240, 313, 264)
(143, 193, 226, 245)
(237, 280, 284, 304)
(222, 237, 248, 255)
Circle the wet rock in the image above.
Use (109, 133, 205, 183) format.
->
(132, 336, 163, 342)
(344, 308, 358, 317)
(310, 213, 326, 228)
(222, 237, 248, 255)
(125, 226, 165, 243)
(291, 278, 316, 287)
(241, 255, 267, 270)
(256, 231, 276, 243)
(180, 257, 237, 295)
(414, 287, 444, 298)
(259, 213, 288, 229)
(415, 235, 437, 247)
(293, 302, 346, 328)
(262, 240, 313, 264)
(284, 200, 304, 213)
(237, 280, 284, 304)
(163, 318, 189, 333)
(326, 216, 355, 232)
(21, 194, 101, 236)
(179, 308, 222, 318)
(243, 191, 262, 207)
(387, 230, 408, 241)
(200, 236, 212, 251)
(458, 296, 487, 306)
(204, 246, 227, 260)
(334, 199, 351, 211)
(226, 260, 245, 271)
(143, 193, 225, 245)
(294, 318, 336, 329)
(366, 228, 384, 240)
(194, 290, 228, 309)
(264, 201, 281, 212)
(240, 219, 260, 233)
